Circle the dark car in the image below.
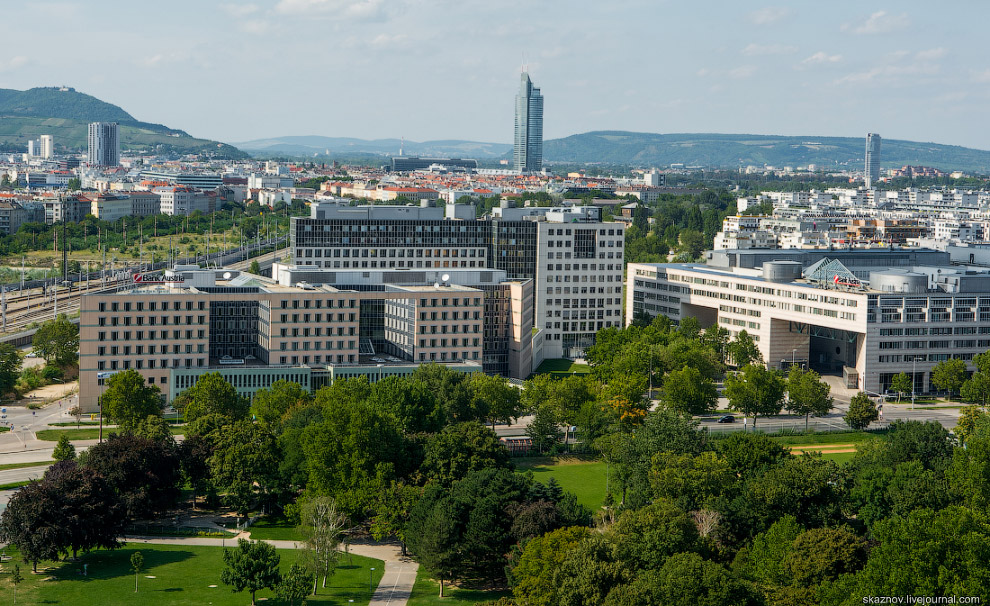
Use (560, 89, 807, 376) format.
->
(717, 415, 736, 423)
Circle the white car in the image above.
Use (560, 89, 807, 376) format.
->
(25, 352, 37, 358)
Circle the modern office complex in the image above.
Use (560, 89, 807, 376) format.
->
(627, 248, 990, 395)
(292, 201, 625, 359)
(87, 122, 120, 167)
(865, 133, 882, 188)
(390, 157, 478, 172)
(514, 71, 544, 173)
(78, 266, 539, 412)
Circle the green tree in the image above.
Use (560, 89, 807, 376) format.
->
(249, 259, 261, 274)
(276, 563, 314, 606)
(0, 343, 21, 392)
(747, 515, 802, 586)
(526, 404, 562, 454)
(251, 380, 310, 431)
(100, 369, 163, 432)
(0, 478, 66, 572)
(612, 500, 701, 572)
(890, 372, 913, 403)
(837, 507, 990, 600)
(11, 564, 22, 604)
(845, 392, 879, 430)
(52, 433, 76, 461)
(931, 358, 968, 399)
(716, 431, 789, 478)
(653, 552, 759, 606)
(648, 451, 734, 511)
(84, 433, 181, 520)
(67, 177, 81, 190)
(471, 372, 522, 430)
(131, 551, 144, 593)
(209, 421, 283, 518)
(407, 499, 460, 597)
(420, 421, 512, 487)
(661, 365, 718, 416)
(299, 496, 348, 593)
(221, 539, 282, 606)
(727, 330, 762, 367)
(511, 526, 592, 606)
(180, 372, 249, 422)
(785, 367, 834, 431)
(787, 527, 866, 587)
(955, 405, 990, 445)
(725, 364, 786, 427)
(961, 372, 990, 406)
(32, 314, 79, 366)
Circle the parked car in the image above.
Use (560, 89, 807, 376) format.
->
(717, 415, 736, 423)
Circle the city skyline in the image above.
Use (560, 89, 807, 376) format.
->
(1, 1, 988, 149)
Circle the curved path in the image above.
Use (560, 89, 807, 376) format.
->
(124, 534, 418, 606)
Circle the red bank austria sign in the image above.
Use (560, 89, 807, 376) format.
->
(133, 273, 184, 284)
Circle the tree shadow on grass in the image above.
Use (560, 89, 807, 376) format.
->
(50, 547, 195, 583)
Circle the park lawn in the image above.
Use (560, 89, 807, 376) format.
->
(36, 426, 185, 441)
(407, 565, 511, 606)
(532, 358, 591, 377)
(770, 431, 880, 446)
(820, 451, 857, 465)
(0, 480, 30, 490)
(247, 516, 302, 542)
(0, 543, 384, 606)
(515, 456, 607, 511)
(0, 460, 50, 472)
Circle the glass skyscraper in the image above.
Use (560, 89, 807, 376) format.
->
(513, 72, 543, 173)
(865, 132, 881, 188)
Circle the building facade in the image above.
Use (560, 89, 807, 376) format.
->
(513, 71, 544, 173)
(77, 267, 540, 412)
(87, 122, 119, 167)
(627, 250, 990, 396)
(865, 133, 882, 188)
(292, 202, 625, 358)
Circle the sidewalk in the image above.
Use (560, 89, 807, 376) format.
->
(124, 534, 418, 606)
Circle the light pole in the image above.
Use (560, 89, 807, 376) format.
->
(792, 348, 797, 369)
(369, 567, 375, 592)
(911, 354, 918, 410)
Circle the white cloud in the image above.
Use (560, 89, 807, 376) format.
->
(834, 63, 939, 85)
(842, 11, 909, 35)
(0, 56, 28, 72)
(729, 65, 757, 79)
(972, 69, 990, 83)
(748, 6, 791, 25)
(220, 3, 260, 18)
(696, 68, 710, 77)
(916, 47, 947, 61)
(274, 0, 389, 20)
(742, 43, 797, 56)
(239, 19, 271, 34)
(802, 51, 842, 65)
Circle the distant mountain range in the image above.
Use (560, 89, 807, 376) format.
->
(236, 130, 990, 172)
(0, 87, 246, 158)
(231, 135, 512, 159)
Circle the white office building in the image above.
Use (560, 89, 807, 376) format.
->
(88, 122, 119, 167)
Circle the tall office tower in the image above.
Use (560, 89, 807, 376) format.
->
(27, 140, 36, 157)
(513, 71, 543, 173)
(39, 135, 54, 159)
(865, 133, 881, 188)
(87, 122, 119, 166)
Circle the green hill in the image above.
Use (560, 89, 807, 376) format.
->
(0, 87, 246, 158)
(543, 131, 990, 173)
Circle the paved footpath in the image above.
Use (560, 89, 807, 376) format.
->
(124, 534, 418, 606)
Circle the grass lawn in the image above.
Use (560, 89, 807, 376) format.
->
(36, 426, 185, 441)
(246, 516, 302, 542)
(0, 460, 50, 472)
(820, 451, 857, 465)
(769, 431, 880, 446)
(515, 455, 607, 511)
(0, 543, 383, 606)
(407, 565, 510, 606)
(0, 426, 8, 433)
(0, 480, 30, 490)
(532, 358, 591, 377)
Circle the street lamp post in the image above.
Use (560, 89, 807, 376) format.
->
(911, 355, 917, 411)
(369, 567, 375, 592)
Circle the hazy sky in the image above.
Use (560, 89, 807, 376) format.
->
(3, 1, 989, 148)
